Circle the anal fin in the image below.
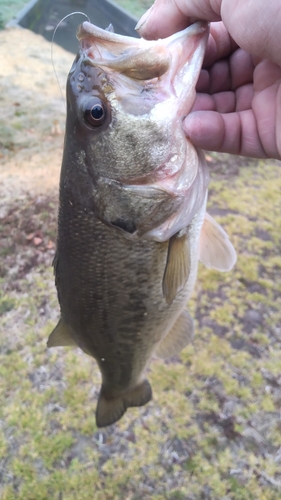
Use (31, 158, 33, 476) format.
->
(154, 310, 194, 359)
(199, 212, 237, 271)
(96, 379, 152, 428)
(162, 230, 190, 305)
(47, 318, 77, 348)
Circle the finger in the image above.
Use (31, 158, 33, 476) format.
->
(221, 0, 281, 66)
(192, 84, 254, 113)
(192, 92, 235, 113)
(203, 23, 237, 68)
(252, 61, 281, 158)
(196, 69, 210, 93)
(199, 50, 255, 94)
(229, 49, 255, 91)
(211, 92, 236, 113)
(191, 93, 216, 112)
(183, 110, 269, 158)
(207, 50, 254, 94)
(208, 60, 231, 94)
(136, 0, 221, 39)
(235, 85, 254, 112)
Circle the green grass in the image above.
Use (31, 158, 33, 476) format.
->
(114, 0, 153, 19)
(0, 0, 28, 25)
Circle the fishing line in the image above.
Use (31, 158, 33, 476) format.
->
(51, 11, 90, 103)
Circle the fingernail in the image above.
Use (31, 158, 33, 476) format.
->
(135, 6, 153, 31)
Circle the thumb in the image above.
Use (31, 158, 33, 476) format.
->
(136, 0, 221, 39)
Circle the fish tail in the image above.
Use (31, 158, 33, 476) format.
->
(95, 379, 152, 428)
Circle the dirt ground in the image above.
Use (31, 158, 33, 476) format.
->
(1, 26, 281, 500)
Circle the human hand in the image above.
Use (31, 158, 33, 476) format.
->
(137, 0, 281, 160)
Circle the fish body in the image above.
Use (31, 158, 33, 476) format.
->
(48, 21, 236, 427)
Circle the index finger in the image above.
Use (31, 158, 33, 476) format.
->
(203, 23, 237, 68)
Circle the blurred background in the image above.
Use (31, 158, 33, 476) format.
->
(5, 0, 145, 51)
(0, 0, 152, 31)
(0, 1, 281, 499)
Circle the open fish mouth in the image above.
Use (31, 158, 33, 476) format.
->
(76, 21, 208, 110)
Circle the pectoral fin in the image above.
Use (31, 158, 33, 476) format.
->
(199, 213, 237, 271)
(47, 318, 77, 348)
(163, 231, 190, 305)
(154, 310, 194, 359)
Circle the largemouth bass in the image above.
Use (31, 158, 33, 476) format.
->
(48, 21, 236, 427)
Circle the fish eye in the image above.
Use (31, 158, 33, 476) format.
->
(83, 97, 106, 127)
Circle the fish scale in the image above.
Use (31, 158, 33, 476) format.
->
(58, 205, 169, 361)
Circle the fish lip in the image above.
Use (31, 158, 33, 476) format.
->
(77, 21, 141, 45)
(77, 20, 208, 45)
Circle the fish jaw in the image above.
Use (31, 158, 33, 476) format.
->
(67, 22, 209, 241)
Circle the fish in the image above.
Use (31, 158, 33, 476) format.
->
(47, 21, 236, 427)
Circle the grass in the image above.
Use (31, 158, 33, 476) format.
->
(1, 159, 281, 499)
(0, 0, 29, 25)
(114, 0, 153, 18)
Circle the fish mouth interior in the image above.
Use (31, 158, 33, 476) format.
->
(76, 21, 208, 83)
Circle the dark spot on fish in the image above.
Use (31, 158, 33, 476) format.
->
(111, 219, 136, 234)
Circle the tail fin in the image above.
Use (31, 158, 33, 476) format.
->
(96, 379, 152, 428)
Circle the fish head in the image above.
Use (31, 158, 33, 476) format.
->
(64, 21, 209, 240)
